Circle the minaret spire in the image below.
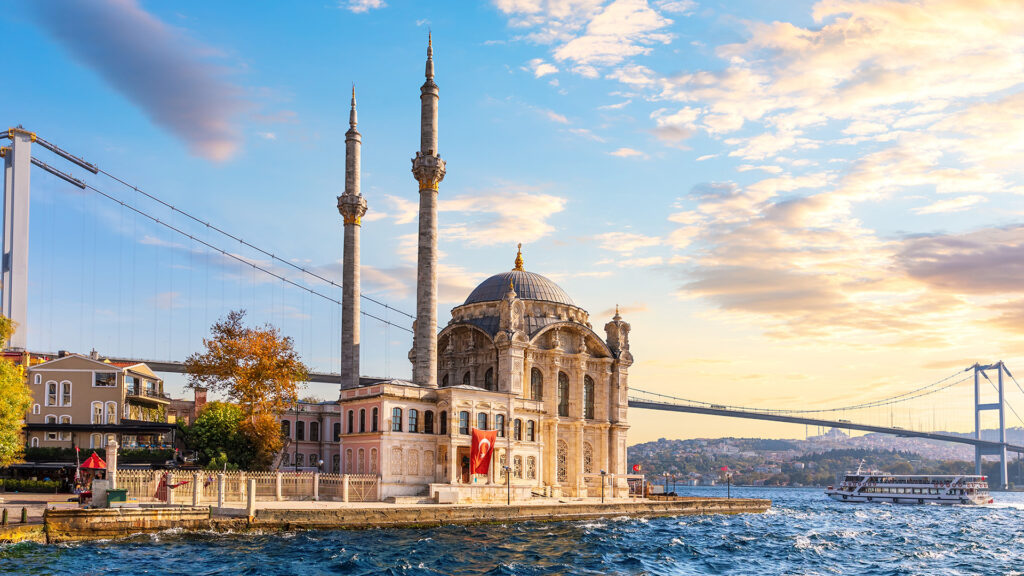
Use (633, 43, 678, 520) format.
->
(411, 34, 446, 388)
(338, 84, 368, 392)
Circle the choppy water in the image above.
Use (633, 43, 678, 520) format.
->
(3, 487, 1024, 575)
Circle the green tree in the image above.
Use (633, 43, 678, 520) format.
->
(0, 317, 32, 467)
(184, 402, 252, 469)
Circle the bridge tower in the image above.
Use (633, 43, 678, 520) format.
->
(974, 362, 1008, 489)
(1, 128, 33, 350)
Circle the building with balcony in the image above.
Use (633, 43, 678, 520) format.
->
(23, 352, 176, 451)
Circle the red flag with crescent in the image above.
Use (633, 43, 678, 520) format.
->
(470, 428, 497, 475)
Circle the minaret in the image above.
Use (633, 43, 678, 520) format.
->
(338, 86, 368, 392)
(411, 34, 446, 387)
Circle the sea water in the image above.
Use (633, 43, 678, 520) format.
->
(3, 486, 1024, 575)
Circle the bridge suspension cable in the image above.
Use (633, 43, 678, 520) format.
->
(630, 368, 976, 416)
(82, 180, 413, 334)
(95, 167, 415, 320)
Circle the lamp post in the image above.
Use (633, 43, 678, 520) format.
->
(503, 466, 512, 506)
(600, 469, 607, 504)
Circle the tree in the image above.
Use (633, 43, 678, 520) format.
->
(0, 317, 32, 467)
(185, 311, 307, 469)
(183, 402, 249, 469)
(185, 310, 308, 417)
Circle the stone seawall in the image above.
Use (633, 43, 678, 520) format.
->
(44, 507, 215, 543)
(257, 497, 770, 530)
(38, 497, 770, 543)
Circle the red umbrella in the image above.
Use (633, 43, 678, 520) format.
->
(81, 452, 107, 469)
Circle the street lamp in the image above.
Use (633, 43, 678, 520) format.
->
(600, 469, 607, 504)
(503, 466, 512, 506)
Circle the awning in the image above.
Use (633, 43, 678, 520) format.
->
(81, 452, 107, 469)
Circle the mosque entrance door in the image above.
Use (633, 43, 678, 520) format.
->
(457, 446, 471, 483)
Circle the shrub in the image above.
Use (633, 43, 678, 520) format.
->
(0, 478, 62, 493)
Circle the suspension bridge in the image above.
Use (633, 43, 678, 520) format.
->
(5, 127, 1024, 488)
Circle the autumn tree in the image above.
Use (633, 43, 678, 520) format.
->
(0, 317, 33, 467)
(185, 310, 307, 469)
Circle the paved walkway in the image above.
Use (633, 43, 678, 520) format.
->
(0, 492, 79, 523)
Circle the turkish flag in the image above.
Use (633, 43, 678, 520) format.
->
(470, 428, 497, 475)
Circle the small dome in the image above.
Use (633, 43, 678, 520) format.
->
(464, 270, 574, 306)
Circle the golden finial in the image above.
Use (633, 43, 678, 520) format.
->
(513, 243, 524, 271)
(509, 279, 515, 291)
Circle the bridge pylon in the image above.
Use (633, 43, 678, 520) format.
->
(973, 362, 1008, 489)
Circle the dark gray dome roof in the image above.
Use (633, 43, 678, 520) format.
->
(464, 270, 574, 306)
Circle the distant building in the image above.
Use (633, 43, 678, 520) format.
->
(278, 401, 343, 472)
(23, 352, 176, 451)
(167, 388, 208, 426)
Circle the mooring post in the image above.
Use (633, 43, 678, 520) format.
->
(192, 472, 201, 506)
(165, 472, 174, 505)
(275, 472, 283, 501)
(313, 472, 320, 501)
(246, 479, 257, 521)
(342, 474, 349, 503)
(217, 474, 225, 508)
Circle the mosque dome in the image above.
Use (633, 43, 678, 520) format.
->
(463, 244, 574, 306)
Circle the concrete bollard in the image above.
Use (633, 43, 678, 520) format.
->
(342, 475, 349, 503)
(313, 473, 320, 501)
(217, 474, 225, 509)
(276, 472, 283, 501)
(246, 479, 257, 521)
(192, 473, 201, 506)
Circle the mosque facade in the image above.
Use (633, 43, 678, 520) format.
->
(335, 38, 632, 501)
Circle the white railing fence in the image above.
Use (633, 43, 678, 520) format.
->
(116, 470, 380, 504)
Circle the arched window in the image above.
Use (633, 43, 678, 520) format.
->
(584, 375, 595, 419)
(281, 420, 291, 438)
(32, 403, 40, 415)
(527, 456, 537, 479)
(477, 412, 488, 430)
(282, 453, 290, 467)
(91, 401, 103, 424)
(484, 368, 494, 391)
(60, 381, 72, 406)
(359, 408, 366, 432)
(409, 409, 419, 433)
(526, 420, 535, 442)
(358, 448, 365, 473)
(513, 418, 522, 441)
(30, 436, 39, 448)
(45, 415, 58, 441)
(392, 408, 403, 432)
(333, 422, 341, 441)
(347, 410, 354, 434)
(531, 368, 543, 401)
(310, 421, 320, 442)
(103, 401, 116, 423)
(332, 454, 340, 473)
(90, 433, 102, 449)
(296, 453, 305, 467)
(370, 448, 378, 474)
(34, 373, 41, 385)
(372, 407, 379, 432)
(440, 411, 448, 434)
(46, 381, 58, 406)
(583, 442, 594, 474)
(310, 453, 320, 469)
(514, 455, 523, 479)
(557, 372, 569, 417)
(442, 374, 449, 387)
(463, 372, 471, 387)
(345, 449, 353, 473)
(296, 420, 305, 441)
(424, 410, 434, 434)
(495, 414, 505, 437)
(458, 411, 470, 435)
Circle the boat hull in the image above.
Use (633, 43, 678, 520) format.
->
(825, 489, 990, 505)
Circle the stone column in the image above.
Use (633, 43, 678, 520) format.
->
(275, 472, 283, 501)
(104, 440, 118, 488)
(313, 472, 321, 501)
(246, 479, 257, 520)
(217, 474, 225, 508)
(342, 475, 350, 502)
(192, 472, 201, 506)
(165, 472, 174, 505)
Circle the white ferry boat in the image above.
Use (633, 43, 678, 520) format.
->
(825, 464, 992, 505)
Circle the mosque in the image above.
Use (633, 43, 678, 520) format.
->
(334, 37, 633, 501)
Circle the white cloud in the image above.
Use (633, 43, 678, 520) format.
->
(343, 0, 385, 13)
(609, 147, 646, 158)
(913, 195, 987, 215)
(527, 57, 559, 77)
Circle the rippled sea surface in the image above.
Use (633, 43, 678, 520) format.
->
(4, 487, 1024, 575)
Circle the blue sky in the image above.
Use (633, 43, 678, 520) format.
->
(5, 0, 1024, 441)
